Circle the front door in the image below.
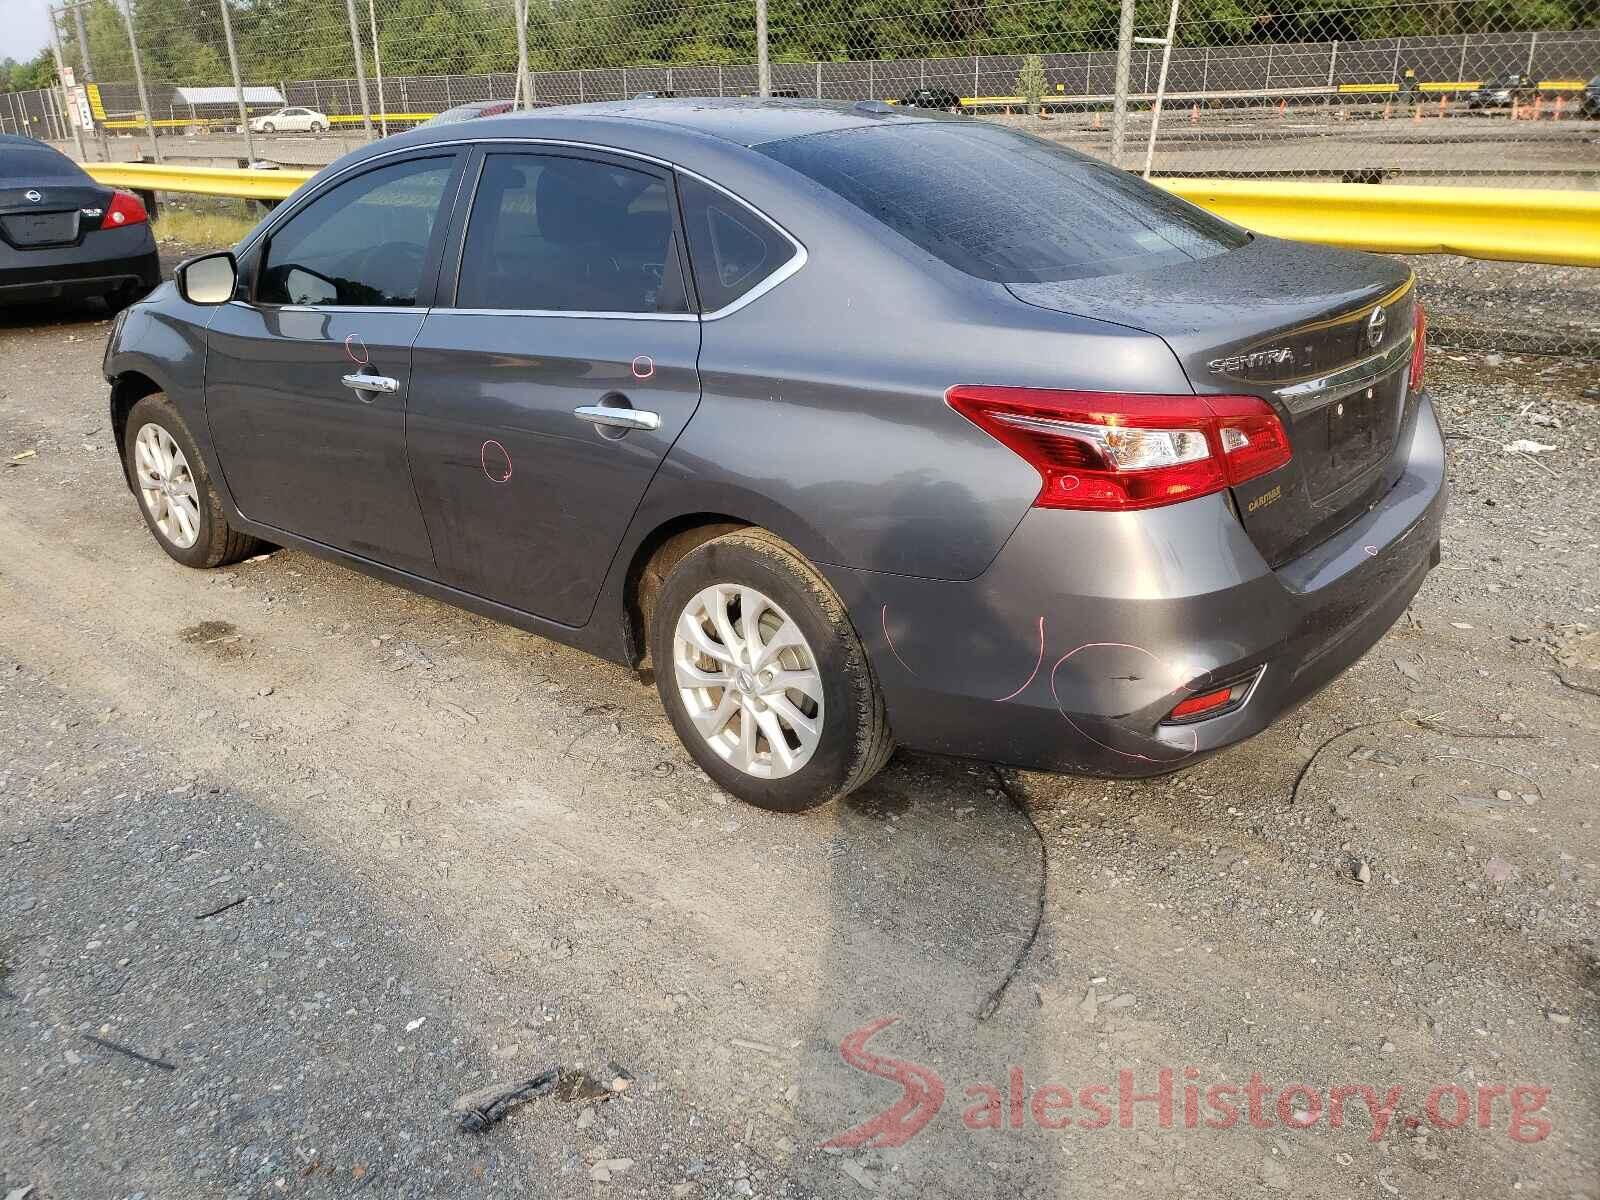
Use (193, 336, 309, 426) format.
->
(205, 152, 464, 577)
(407, 148, 702, 626)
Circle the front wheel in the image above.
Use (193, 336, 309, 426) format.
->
(261, 122, 275, 133)
(124, 393, 261, 569)
(650, 528, 893, 812)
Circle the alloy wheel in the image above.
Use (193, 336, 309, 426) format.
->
(673, 584, 824, 779)
(133, 423, 201, 549)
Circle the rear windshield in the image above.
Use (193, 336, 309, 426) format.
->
(0, 143, 91, 183)
(757, 122, 1248, 283)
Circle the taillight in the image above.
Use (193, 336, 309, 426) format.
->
(946, 386, 1292, 512)
(104, 190, 148, 228)
(1409, 302, 1427, 392)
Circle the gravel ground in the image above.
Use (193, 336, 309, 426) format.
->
(1, 266, 1597, 1199)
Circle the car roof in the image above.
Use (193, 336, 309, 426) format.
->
(0, 133, 50, 147)
(406, 97, 940, 149)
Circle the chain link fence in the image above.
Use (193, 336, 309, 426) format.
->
(3, 0, 1598, 353)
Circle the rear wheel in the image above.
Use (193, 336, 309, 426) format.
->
(651, 528, 893, 812)
(310, 121, 326, 134)
(124, 393, 261, 569)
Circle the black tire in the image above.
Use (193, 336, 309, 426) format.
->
(311, 122, 325, 134)
(124, 393, 261, 570)
(261, 122, 275, 133)
(650, 528, 894, 812)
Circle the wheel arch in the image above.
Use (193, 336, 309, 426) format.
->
(622, 513, 752, 667)
(109, 369, 165, 487)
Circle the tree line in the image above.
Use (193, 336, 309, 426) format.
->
(6, 0, 1596, 93)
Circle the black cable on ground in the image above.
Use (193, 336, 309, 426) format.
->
(977, 766, 1047, 1023)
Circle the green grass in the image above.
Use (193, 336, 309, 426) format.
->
(153, 205, 262, 251)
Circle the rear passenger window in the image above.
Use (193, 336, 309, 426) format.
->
(456, 153, 684, 314)
(677, 174, 797, 314)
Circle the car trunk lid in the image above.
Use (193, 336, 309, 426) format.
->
(1008, 236, 1419, 566)
(0, 181, 112, 250)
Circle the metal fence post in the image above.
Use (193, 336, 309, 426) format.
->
(1456, 36, 1467, 84)
(816, 61, 822, 99)
(119, 0, 162, 161)
(1525, 32, 1538, 76)
(69, 0, 109, 158)
(1110, 0, 1135, 167)
(756, 0, 771, 97)
(368, 0, 387, 133)
(1141, 0, 1181, 180)
(218, 0, 256, 161)
(343, 0, 374, 138)
(513, 0, 531, 111)
(46, 9, 87, 159)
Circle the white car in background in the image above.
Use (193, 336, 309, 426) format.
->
(249, 107, 328, 134)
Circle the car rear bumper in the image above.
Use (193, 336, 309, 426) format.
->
(0, 225, 160, 307)
(830, 391, 1447, 777)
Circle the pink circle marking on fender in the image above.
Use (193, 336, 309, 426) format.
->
(631, 355, 655, 380)
(481, 439, 512, 484)
(343, 333, 369, 366)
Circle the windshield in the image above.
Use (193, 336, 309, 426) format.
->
(758, 121, 1247, 283)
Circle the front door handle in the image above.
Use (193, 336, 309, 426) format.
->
(574, 404, 660, 432)
(342, 372, 399, 395)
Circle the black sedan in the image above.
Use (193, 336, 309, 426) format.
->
(1583, 75, 1599, 119)
(0, 134, 159, 310)
(898, 87, 965, 112)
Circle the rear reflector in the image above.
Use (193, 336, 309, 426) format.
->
(946, 386, 1292, 512)
(1168, 687, 1234, 720)
(1163, 669, 1262, 724)
(105, 190, 148, 228)
(1410, 302, 1427, 392)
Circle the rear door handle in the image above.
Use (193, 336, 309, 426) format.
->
(574, 404, 660, 432)
(342, 372, 398, 395)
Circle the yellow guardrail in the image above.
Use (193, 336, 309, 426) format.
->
(1159, 179, 1600, 268)
(85, 160, 314, 201)
(83, 162, 1600, 268)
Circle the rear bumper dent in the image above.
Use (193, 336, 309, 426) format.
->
(832, 391, 1447, 777)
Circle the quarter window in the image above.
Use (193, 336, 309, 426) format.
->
(257, 156, 455, 307)
(677, 174, 797, 313)
(455, 153, 684, 314)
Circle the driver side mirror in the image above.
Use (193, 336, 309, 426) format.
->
(175, 251, 238, 305)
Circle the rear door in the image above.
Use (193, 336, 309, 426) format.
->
(205, 151, 465, 577)
(406, 146, 701, 626)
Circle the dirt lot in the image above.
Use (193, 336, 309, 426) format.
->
(1, 274, 1597, 1199)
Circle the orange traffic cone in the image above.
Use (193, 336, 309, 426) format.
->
(1438, 95, 1446, 116)
(1277, 98, 1286, 116)
(1189, 103, 1199, 125)
(1533, 95, 1543, 119)
(1555, 95, 1566, 119)
(1412, 102, 1422, 122)
(1511, 99, 1520, 120)
(1382, 100, 1391, 120)
(1092, 110, 1102, 130)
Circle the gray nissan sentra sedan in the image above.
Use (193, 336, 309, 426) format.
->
(103, 99, 1445, 812)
